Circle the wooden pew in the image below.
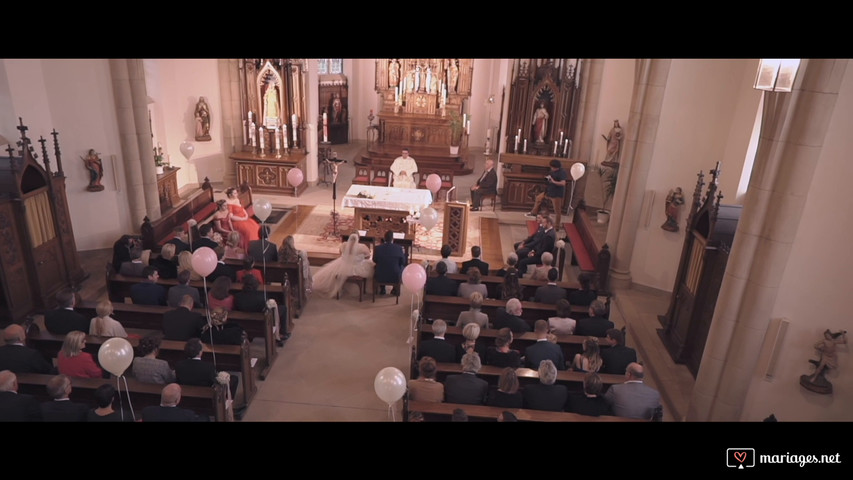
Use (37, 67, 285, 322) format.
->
(418, 324, 606, 365)
(140, 179, 216, 252)
(26, 328, 257, 408)
(75, 299, 278, 382)
(223, 258, 306, 319)
(405, 400, 644, 422)
(433, 362, 626, 392)
(15, 372, 229, 422)
(445, 273, 581, 301)
(564, 208, 612, 294)
(422, 295, 589, 330)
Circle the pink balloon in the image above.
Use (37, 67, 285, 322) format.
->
(287, 168, 304, 187)
(401, 263, 427, 292)
(425, 173, 442, 194)
(191, 246, 217, 277)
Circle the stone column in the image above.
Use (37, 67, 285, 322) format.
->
(606, 59, 672, 289)
(218, 59, 241, 187)
(304, 59, 319, 185)
(571, 58, 605, 210)
(687, 59, 847, 421)
(110, 59, 160, 225)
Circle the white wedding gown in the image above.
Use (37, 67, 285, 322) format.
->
(312, 234, 375, 298)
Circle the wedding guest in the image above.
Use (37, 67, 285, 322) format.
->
(235, 257, 264, 284)
(248, 225, 278, 264)
(457, 267, 488, 299)
(485, 367, 523, 408)
(89, 300, 128, 338)
(119, 247, 147, 277)
(193, 223, 220, 252)
(211, 199, 234, 237)
(565, 372, 611, 417)
(207, 276, 235, 311)
(44, 288, 90, 335)
(496, 267, 523, 301)
(483, 327, 522, 368)
(130, 266, 167, 306)
(40, 374, 89, 422)
(425, 260, 458, 296)
(200, 307, 246, 346)
(548, 299, 576, 335)
(167, 269, 203, 308)
(495, 252, 518, 278)
(56, 330, 104, 379)
(528, 252, 554, 282)
(279, 235, 313, 293)
(568, 272, 597, 307)
(438, 244, 458, 274)
(571, 336, 603, 373)
(407, 356, 444, 403)
(522, 359, 568, 412)
(0, 370, 42, 421)
(455, 322, 486, 363)
(150, 243, 178, 280)
(87, 384, 134, 422)
(177, 250, 203, 282)
(456, 291, 489, 329)
(132, 332, 175, 384)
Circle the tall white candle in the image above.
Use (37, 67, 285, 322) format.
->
(466, 120, 470, 135)
(514, 135, 519, 152)
(250, 122, 256, 147)
(559, 131, 564, 144)
(553, 141, 558, 155)
(283, 125, 288, 149)
(275, 127, 281, 151)
(292, 114, 298, 143)
(259, 128, 265, 151)
(523, 139, 527, 153)
(242, 120, 247, 145)
(517, 128, 522, 139)
(563, 140, 569, 155)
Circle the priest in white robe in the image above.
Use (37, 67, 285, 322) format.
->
(389, 148, 418, 189)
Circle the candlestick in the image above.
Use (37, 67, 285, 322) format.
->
(242, 120, 247, 145)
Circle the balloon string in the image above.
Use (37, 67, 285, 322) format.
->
(117, 375, 135, 421)
(388, 403, 396, 422)
(203, 276, 217, 369)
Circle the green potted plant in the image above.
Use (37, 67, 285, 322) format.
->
(448, 110, 463, 154)
(154, 145, 166, 174)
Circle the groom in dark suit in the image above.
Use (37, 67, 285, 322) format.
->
(373, 230, 406, 295)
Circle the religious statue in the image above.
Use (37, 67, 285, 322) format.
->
(532, 102, 549, 143)
(415, 65, 422, 92)
(448, 59, 459, 93)
(388, 58, 400, 87)
(800, 329, 848, 394)
(407, 68, 417, 92)
(419, 64, 427, 92)
(661, 187, 685, 232)
(602, 119, 623, 164)
(263, 81, 280, 127)
(81, 148, 104, 192)
(194, 97, 211, 141)
(331, 93, 343, 123)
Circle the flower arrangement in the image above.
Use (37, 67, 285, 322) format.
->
(153, 145, 166, 167)
(356, 191, 375, 199)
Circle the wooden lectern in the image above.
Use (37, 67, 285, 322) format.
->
(442, 202, 468, 257)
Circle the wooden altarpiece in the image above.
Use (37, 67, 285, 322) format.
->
(230, 59, 309, 196)
(368, 59, 475, 176)
(658, 165, 742, 377)
(0, 119, 85, 325)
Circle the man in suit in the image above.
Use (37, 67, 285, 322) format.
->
(515, 213, 545, 257)
(533, 268, 567, 304)
(517, 215, 556, 277)
(417, 319, 456, 363)
(524, 319, 566, 370)
(574, 300, 614, 338)
(461, 246, 489, 276)
(163, 295, 207, 341)
(469, 158, 498, 211)
(600, 328, 638, 375)
(568, 272, 597, 307)
(0, 325, 54, 374)
(141, 383, 209, 422)
(373, 230, 406, 296)
(44, 288, 90, 335)
(492, 298, 531, 334)
(118, 246, 147, 277)
(604, 362, 662, 420)
(248, 225, 278, 264)
(167, 269, 203, 308)
(522, 359, 569, 412)
(207, 247, 237, 283)
(165, 227, 191, 256)
(130, 266, 167, 306)
(444, 352, 488, 405)
(425, 261, 459, 296)
(192, 223, 220, 252)
(39, 374, 89, 422)
(175, 337, 242, 416)
(0, 369, 42, 421)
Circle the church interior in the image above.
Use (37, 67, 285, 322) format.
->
(0, 58, 851, 424)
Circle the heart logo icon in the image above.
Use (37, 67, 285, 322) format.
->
(734, 451, 747, 463)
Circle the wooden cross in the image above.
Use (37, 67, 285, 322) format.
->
(16, 117, 28, 140)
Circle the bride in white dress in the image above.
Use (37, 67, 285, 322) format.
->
(312, 233, 375, 298)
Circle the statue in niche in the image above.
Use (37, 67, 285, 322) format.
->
(448, 59, 459, 93)
(82, 148, 104, 192)
(800, 329, 848, 394)
(389, 59, 400, 87)
(263, 79, 281, 128)
(331, 93, 344, 123)
(602, 119, 624, 164)
(194, 97, 211, 141)
(415, 65, 422, 92)
(661, 187, 685, 232)
(532, 102, 549, 143)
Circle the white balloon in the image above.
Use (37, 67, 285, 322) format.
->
(570, 162, 586, 181)
(180, 141, 195, 160)
(97, 338, 134, 377)
(374, 367, 407, 405)
(253, 198, 272, 222)
(419, 207, 439, 231)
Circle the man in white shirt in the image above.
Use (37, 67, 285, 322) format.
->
(389, 148, 418, 189)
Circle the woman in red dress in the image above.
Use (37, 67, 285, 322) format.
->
(224, 187, 260, 252)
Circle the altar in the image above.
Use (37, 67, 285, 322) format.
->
(342, 185, 433, 236)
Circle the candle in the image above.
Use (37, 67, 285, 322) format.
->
(259, 128, 265, 151)
(248, 111, 253, 123)
(292, 114, 298, 143)
(563, 140, 569, 156)
(463, 114, 467, 127)
(242, 120, 247, 145)
(283, 125, 288, 149)
(523, 139, 527, 153)
(466, 120, 470, 135)
(517, 128, 522, 139)
(486, 128, 492, 139)
(275, 127, 281, 151)
(250, 123, 256, 147)
(559, 131, 564, 144)
(553, 141, 558, 155)
(514, 135, 519, 152)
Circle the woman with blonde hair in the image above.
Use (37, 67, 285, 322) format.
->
(279, 235, 313, 293)
(151, 242, 178, 279)
(177, 250, 202, 281)
(572, 336, 603, 373)
(455, 322, 486, 362)
(89, 300, 128, 338)
(56, 330, 104, 378)
(224, 230, 245, 260)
